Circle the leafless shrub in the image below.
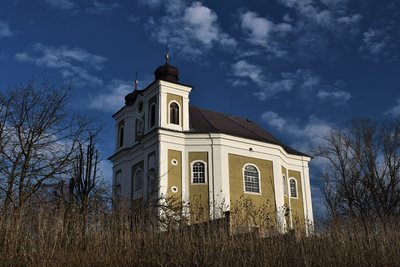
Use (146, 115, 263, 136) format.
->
(314, 119, 400, 226)
(1, 199, 400, 266)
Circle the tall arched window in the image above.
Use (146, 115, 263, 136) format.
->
(243, 164, 260, 193)
(150, 103, 156, 128)
(289, 178, 297, 198)
(118, 123, 124, 148)
(115, 170, 122, 198)
(192, 161, 206, 184)
(169, 102, 179, 125)
(134, 168, 143, 192)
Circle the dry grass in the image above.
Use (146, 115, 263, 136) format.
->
(0, 202, 399, 266)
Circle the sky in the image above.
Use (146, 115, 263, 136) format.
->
(1, 0, 400, 219)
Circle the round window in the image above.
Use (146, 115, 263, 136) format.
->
(137, 119, 144, 135)
(171, 159, 178, 165)
(171, 186, 178, 193)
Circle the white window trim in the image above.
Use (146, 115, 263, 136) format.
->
(118, 124, 124, 148)
(242, 163, 261, 195)
(167, 100, 181, 127)
(114, 170, 122, 197)
(149, 102, 157, 129)
(289, 177, 298, 199)
(137, 119, 144, 136)
(133, 168, 143, 198)
(190, 160, 208, 184)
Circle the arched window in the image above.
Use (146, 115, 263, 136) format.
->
(283, 175, 288, 196)
(243, 164, 260, 193)
(118, 123, 124, 148)
(134, 168, 143, 192)
(150, 103, 156, 128)
(115, 170, 122, 198)
(289, 178, 297, 198)
(169, 102, 179, 125)
(192, 161, 206, 184)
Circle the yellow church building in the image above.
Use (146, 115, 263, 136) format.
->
(109, 55, 313, 234)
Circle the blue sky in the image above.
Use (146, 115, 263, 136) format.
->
(1, 0, 400, 218)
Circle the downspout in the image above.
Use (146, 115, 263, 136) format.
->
(301, 156, 310, 234)
(208, 133, 216, 220)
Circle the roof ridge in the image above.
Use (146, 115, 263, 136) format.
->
(192, 105, 280, 144)
(189, 105, 309, 157)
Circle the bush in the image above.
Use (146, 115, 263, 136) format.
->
(1, 200, 399, 266)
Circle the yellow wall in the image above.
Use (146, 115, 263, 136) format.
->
(228, 154, 276, 231)
(288, 170, 304, 229)
(166, 94, 183, 126)
(188, 152, 209, 223)
(167, 150, 182, 210)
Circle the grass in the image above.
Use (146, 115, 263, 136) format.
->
(0, 201, 399, 266)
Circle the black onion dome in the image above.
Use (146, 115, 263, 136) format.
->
(154, 63, 179, 82)
(125, 90, 139, 106)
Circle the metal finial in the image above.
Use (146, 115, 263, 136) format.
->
(134, 71, 138, 91)
(165, 45, 169, 64)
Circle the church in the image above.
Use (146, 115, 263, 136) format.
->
(109, 54, 314, 234)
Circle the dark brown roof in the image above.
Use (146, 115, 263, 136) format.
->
(189, 106, 308, 157)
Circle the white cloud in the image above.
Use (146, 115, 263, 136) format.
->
(251, 68, 321, 100)
(138, 0, 162, 8)
(317, 90, 351, 104)
(147, 1, 236, 59)
(127, 15, 140, 23)
(183, 2, 221, 46)
(359, 27, 393, 62)
(89, 80, 132, 112)
(231, 60, 265, 86)
(14, 43, 107, 86)
(0, 20, 13, 38)
(43, 0, 76, 10)
(385, 99, 400, 118)
(230, 63, 322, 99)
(238, 11, 293, 57)
(278, 0, 361, 31)
(261, 111, 332, 153)
(86, 1, 119, 15)
(240, 11, 274, 46)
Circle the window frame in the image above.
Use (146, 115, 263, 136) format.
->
(289, 177, 298, 199)
(243, 164, 261, 194)
(191, 160, 207, 184)
(133, 168, 143, 193)
(114, 170, 122, 198)
(149, 103, 156, 128)
(118, 123, 124, 148)
(168, 101, 180, 125)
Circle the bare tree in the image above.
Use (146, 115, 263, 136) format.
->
(315, 119, 400, 223)
(69, 135, 108, 215)
(0, 80, 92, 214)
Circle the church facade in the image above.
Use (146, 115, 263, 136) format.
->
(109, 57, 313, 233)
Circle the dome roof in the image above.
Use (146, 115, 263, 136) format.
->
(124, 90, 139, 106)
(154, 62, 180, 82)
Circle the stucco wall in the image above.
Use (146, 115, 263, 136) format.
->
(188, 152, 209, 223)
(228, 153, 276, 230)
